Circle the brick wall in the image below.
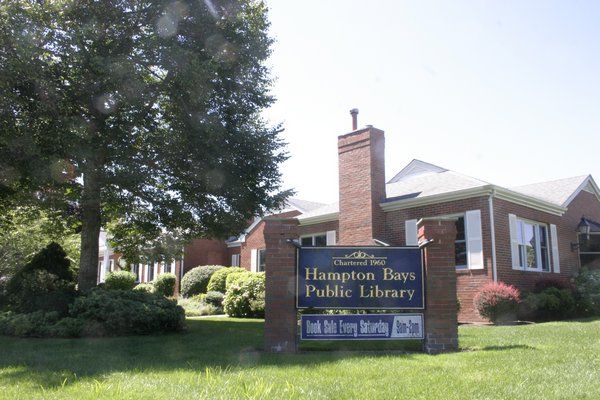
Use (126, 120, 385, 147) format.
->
(240, 210, 301, 271)
(384, 196, 493, 322)
(419, 219, 459, 353)
(183, 238, 229, 274)
(263, 217, 299, 353)
(338, 127, 386, 245)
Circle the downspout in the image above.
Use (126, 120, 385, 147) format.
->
(489, 189, 498, 282)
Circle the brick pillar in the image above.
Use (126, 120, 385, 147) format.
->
(419, 219, 459, 354)
(338, 127, 386, 245)
(263, 216, 299, 353)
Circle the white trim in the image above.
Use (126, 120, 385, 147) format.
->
(381, 185, 566, 216)
(250, 249, 257, 272)
(488, 193, 498, 282)
(550, 224, 560, 273)
(508, 214, 521, 270)
(326, 230, 337, 245)
(405, 219, 418, 246)
(465, 210, 484, 269)
(298, 212, 339, 226)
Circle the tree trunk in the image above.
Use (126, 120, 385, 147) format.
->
(78, 157, 103, 291)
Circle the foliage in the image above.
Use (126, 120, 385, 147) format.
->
(473, 281, 521, 323)
(0, 207, 80, 282)
(4, 243, 76, 315)
(223, 271, 265, 318)
(181, 265, 224, 298)
(207, 266, 246, 293)
(104, 271, 136, 291)
(0, 311, 83, 338)
(0, 0, 291, 291)
(18, 242, 75, 281)
(225, 271, 250, 292)
(520, 287, 576, 321)
(204, 290, 226, 312)
(154, 272, 177, 297)
(533, 277, 571, 293)
(69, 289, 185, 336)
(573, 267, 600, 316)
(177, 297, 219, 317)
(133, 283, 156, 294)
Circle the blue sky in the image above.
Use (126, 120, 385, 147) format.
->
(262, 1, 600, 204)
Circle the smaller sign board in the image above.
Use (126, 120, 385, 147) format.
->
(301, 314, 424, 341)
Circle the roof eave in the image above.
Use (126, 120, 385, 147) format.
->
(381, 186, 494, 212)
(297, 212, 339, 226)
(381, 185, 567, 216)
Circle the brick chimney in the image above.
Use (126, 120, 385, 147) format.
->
(337, 114, 386, 245)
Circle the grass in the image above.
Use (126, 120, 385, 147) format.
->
(1, 317, 599, 399)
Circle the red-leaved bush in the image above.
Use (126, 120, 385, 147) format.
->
(473, 282, 521, 323)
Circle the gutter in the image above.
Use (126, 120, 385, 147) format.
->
(489, 190, 498, 282)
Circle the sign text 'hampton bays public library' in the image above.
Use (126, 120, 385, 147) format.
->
(296, 247, 425, 340)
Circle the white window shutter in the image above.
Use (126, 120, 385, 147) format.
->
(405, 219, 418, 246)
(466, 210, 484, 269)
(250, 249, 257, 272)
(508, 214, 521, 269)
(550, 224, 560, 273)
(326, 230, 336, 246)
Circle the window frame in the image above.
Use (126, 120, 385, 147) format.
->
(511, 216, 552, 272)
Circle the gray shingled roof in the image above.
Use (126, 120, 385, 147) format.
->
(386, 168, 490, 201)
(510, 175, 590, 207)
(285, 198, 327, 214)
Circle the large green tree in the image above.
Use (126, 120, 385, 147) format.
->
(0, 0, 289, 290)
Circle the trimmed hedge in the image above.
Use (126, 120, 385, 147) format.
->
(154, 272, 177, 297)
(104, 271, 136, 291)
(207, 267, 246, 293)
(474, 282, 521, 323)
(69, 289, 185, 336)
(223, 272, 265, 318)
(0, 289, 186, 337)
(180, 265, 224, 298)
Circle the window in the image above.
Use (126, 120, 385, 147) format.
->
(509, 214, 558, 272)
(300, 231, 336, 247)
(455, 217, 467, 267)
(231, 254, 240, 267)
(257, 249, 266, 272)
(147, 262, 155, 282)
(405, 211, 483, 270)
(250, 249, 266, 272)
(132, 264, 140, 282)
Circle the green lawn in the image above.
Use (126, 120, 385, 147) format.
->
(1, 317, 599, 399)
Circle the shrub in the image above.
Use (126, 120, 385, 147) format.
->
(5, 269, 76, 315)
(0, 310, 82, 338)
(177, 297, 218, 317)
(573, 267, 600, 316)
(534, 277, 571, 293)
(223, 272, 265, 318)
(69, 288, 185, 336)
(4, 243, 76, 315)
(104, 271, 136, 291)
(204, 291, 225, 311)
(154, 273, 177, 297)
(133, 283, 156, 294)
(180, 265, 224, 298)
(521, 287, 576, 321)
(474, 282, 521, 324)
(207, 267, 246, 293)
(225, 271, 250, 292)
(19, 242, 75, 282)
